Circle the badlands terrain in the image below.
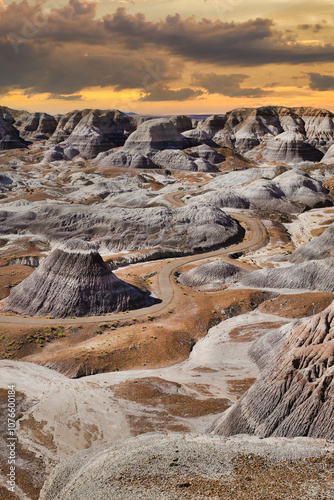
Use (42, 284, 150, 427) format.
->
(0, 105, 334, 498)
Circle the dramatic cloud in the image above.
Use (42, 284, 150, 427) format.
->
(193, 73, 269, 98)
(1, 0, 334, 100)
(139, 87, 203, 101)
(0, 1, 179, 96)
(308, 73, 334, 91)
(103, 9, 334, 66)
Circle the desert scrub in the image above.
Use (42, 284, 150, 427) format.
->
(1, 340, 22, 358)
(27, 326, 66, 347)
(109, 321, 120, 329)
(4, 280, 22, 289)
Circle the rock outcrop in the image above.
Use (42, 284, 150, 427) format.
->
(48, 109, 84, 144)
(169, 114, 193, 133)
(240, 169, 331, 212)
(183, 166, 331, 213)
(274, 169, 330, 207)
(187, 144, 225, 163)
(2, 105, 334, 165)
(186, 189, 250, 209)
(48, 109, 136, 160)
(14, 112, 57, 140)
(186, 106, 334, 164)
(122, 119, 186, 152)
(209, 300, 334, 440)
(96, 118, 193, 169)
(294, 107, 334, 153)
(4, 239, 154, 318)
(251, 131, 324, 163)
(199, 114, 227, 136)
(152, 149, 216, 172)
(323, 144, 334, 161)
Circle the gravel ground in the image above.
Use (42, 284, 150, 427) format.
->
(40, 432, 334, 500)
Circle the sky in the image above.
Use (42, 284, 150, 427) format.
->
(1, 0, 334, 114)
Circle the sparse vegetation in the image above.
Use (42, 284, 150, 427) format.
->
(26, 326, 66, 347)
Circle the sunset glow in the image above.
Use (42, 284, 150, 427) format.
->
(1, 0, 334, 113)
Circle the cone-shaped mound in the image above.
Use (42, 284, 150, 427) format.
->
(5, 239, 154, 318)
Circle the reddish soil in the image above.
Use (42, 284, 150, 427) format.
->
(258, 293, 334, 318)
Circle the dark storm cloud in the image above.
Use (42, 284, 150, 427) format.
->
(193, 73, 269, 98)
(103, 8, 334, 66)
(0, 1, 179, 95)
(1, 0, 334, 97)
(308, 73, 334, 91)
(0, 38, 173, 94)
(139, 87, 203, 101)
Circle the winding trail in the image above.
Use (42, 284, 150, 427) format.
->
(0, 210, 267, 326)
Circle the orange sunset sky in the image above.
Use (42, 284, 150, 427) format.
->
(1, 0, 334, 115)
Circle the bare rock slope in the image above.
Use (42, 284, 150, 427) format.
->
(39, 432, 334, 500)
(185, 168, 331, 213)
(2, 105, 334, 166)
(212, 106, 334, 163)
(4, 239, 153, 318)
(241, 258, 334, 293)
(0, 116, 27, 150)
(290, 223, 334, 263)
(209, 300, 334, 439)
(96, 118, 204, 171)
(48, 109, 136, 160)
(0, 203, 242, 254)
